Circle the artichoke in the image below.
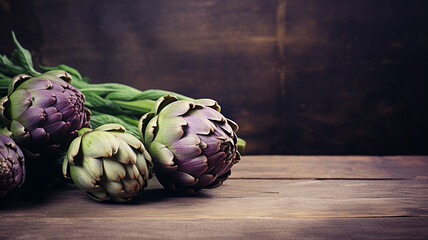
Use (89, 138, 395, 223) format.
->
(138, 95, 241, 194)
(0, 70, 91, 157)
(0, 134, 25, 200)
(62, 124, 152, 202)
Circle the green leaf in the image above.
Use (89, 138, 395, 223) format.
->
(79, 87, 121, 97)
(113, 99, 155, 113)
(40, 64, 84, 82)
(90, 111, 140, 138)
(88, 83, 141, 96)
(84, 92, 137, 116)
(104, 89, 194, 102)
(0, 54, 25, 77)
(116, 115, 139, 126)
(82, 76, 90, 83)
(0, 72, 10, 79)
(0, 54, 13, 66)
(104, 91, 139, 100)
(137, 89, 194, 101)
(0, 77, 11, 97)
(11, 32, 40, 76)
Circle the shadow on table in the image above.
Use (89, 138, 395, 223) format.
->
(0, 177, 215, 208)
(102, 185, 214, 206)
(0, 181, 72, 210)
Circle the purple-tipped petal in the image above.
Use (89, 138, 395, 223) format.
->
(170, 171, 197, 187)
(184, 110, 216, 135)
(226, 119, 239, 132)
(194, 173, 215, 188)
(49, 79, 65, 93)
(207, 151, 227, 169)
(30, 90, 56, 108)
(8, 89, 32, 119)
(16, 78, 51, 91)
(215, 161, 234, 177)
(68, 114, 80, 130)
(53, 92, 71, 111)
(51, 75, 70, 87)
(197, 105, 224, 122)
(60, 105, 76, 120)
(16, 107, 45, 129)
(168, 132, 203, 160)
(178, 155, 208, 177)
(44, 121, 67, 137)
(30, 127, 48, 145)
(208, 160, 228, 175)
(194, 99, 219, 109)
(217, 121, 234, 137)
(44, 111, 62, 126)
(199, 135, 222, 157)
(43, 106, 57, 116)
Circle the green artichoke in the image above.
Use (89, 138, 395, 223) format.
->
(0, 133, 25, 200)
(0, 70, 91, 157)
(63, 124, 152, 202)
(139, 95, 241, 194)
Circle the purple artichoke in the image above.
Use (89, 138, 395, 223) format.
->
(138, 95, 241, 194)
(0, 134, 25, 200)
(0, 70, 91, 157)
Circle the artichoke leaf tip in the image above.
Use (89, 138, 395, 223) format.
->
(154, 95, 178, 114)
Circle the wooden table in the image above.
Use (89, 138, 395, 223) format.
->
(1, 156, 427, 239)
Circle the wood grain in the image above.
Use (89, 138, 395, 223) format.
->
(1, 0, 427, 155)
(0, 156, 427, 239)
(1, 179, 427, 219)
(231, 155, 428, 179)
(0, 218, 427, 240)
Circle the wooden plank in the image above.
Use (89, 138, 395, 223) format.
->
(1, 156, 428, 239)
(0, 217, 427, 240)
(1, 178, 427, 219)
(231, 155, 428, 179)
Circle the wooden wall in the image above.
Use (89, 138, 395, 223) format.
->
(1, 0, 427, 155)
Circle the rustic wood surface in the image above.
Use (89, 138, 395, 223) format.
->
(1, 0, 427, 155)
(1, 155, 427, 239)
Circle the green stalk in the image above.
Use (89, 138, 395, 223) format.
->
(113, 99, 155, 113)
(117, 115, 139, 126)
(237, 138, 246, 154)
(10, 32, 41, 77)
(0, 77, 11, 96)
(0, 32, 247, 153)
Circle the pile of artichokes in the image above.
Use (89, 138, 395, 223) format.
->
(0, 32, 244, 202)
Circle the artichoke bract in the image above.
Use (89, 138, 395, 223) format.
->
(63, 124, 152, 202)
(0, 70, 91, 157)
(138, 95, 241, 194)
(0, 134, 25, 200)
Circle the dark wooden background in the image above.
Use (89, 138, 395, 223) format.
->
(1, 0, 427, 155)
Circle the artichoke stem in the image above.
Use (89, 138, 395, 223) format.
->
(237, 138, 246, 154)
